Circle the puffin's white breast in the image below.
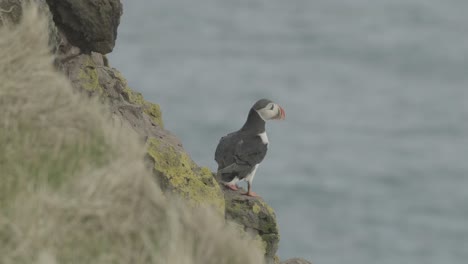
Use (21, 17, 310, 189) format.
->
(258, 132, 269, 144)
(245, 164, 259, 183)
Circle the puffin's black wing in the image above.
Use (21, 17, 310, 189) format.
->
(215, 132, 238, 170)
(215, 131, 268, 181)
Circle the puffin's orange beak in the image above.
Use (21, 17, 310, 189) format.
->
(276, 106, 286, 120)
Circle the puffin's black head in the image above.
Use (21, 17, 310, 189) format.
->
(252, 98, 286, 121)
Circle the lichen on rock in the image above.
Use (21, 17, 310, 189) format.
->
(222, 187, 280, 263)
(147, 137, 225, 214)
(121, 86, 163, 128)
(77, 56, 103, 94)
(58, 52, 164, 130)
(61, 54, 103, 95)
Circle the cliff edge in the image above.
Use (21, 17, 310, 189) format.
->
(0, 1, 311, 263)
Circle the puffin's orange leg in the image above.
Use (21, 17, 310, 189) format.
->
(225, 183, 238, 191)
(244, 191, 258, 197)
(243, 182, 259, 197)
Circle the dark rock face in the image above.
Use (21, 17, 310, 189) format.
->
(222, 187, 280, 263)
(281, 258, 312, 264)
(46, 0, 122, 54)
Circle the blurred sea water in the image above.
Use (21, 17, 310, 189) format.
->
(109, 1, 468, 263)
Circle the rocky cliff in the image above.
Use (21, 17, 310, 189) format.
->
(0, 1, 309, 263)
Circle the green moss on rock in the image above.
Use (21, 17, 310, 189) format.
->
(252, 204, 261, 214)
(114, 70, 163, 128)
(77, 57, 104, 95)
(122, 87, 163, 128)
(146, 137, 224, 214)
(223, 189, 280, 262)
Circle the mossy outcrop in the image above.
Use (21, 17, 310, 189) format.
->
(58, 51, 164, 130)
(147, 138, 225, 214)
(121, 86, 164, 128)
(222, 187, 280, 263)
(55, 41, 225, 215)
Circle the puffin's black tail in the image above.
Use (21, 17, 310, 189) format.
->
(219, 172, 237, 182)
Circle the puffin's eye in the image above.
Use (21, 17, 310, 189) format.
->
(269, 104, 274, 110)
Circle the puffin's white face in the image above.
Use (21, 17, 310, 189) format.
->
(255, 102, 286, 121)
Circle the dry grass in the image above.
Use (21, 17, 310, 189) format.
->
(0, 5, 264, 264)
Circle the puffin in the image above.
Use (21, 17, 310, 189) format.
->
(215, 98, 285, 197)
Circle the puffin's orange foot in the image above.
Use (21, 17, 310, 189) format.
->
(224, 184, 238, 191)
(243, 191, 259, 197)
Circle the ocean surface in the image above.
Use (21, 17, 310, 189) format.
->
(109, 1, 468, 263)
